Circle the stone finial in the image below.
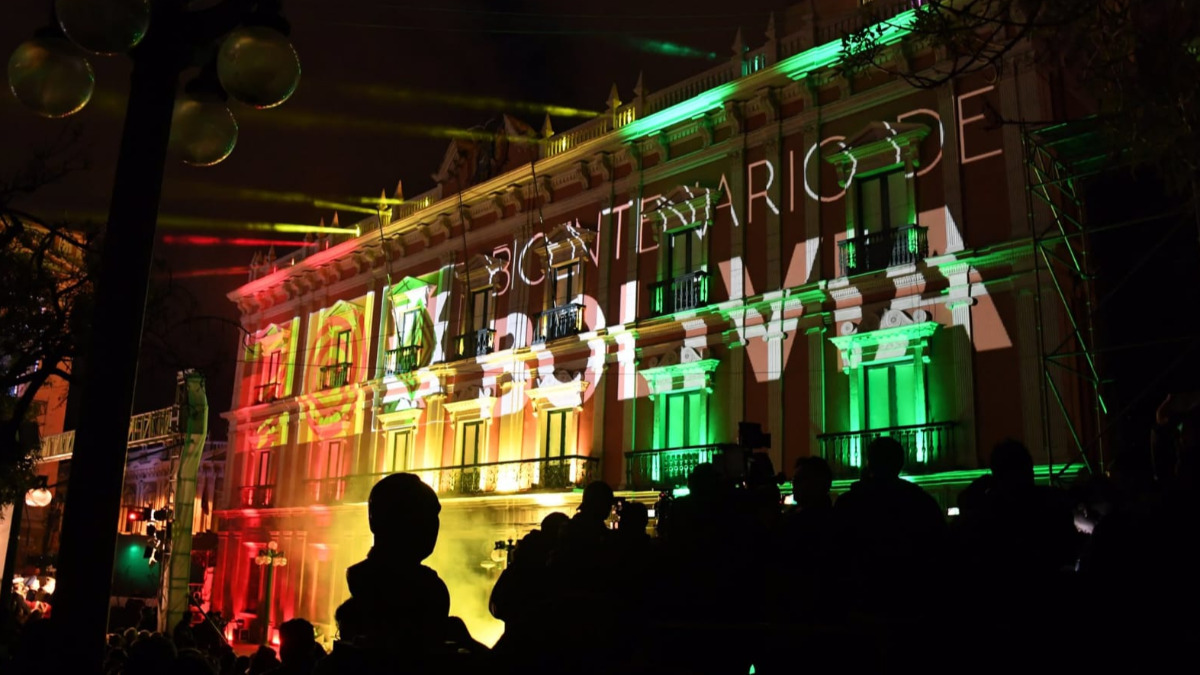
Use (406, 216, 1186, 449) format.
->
(394, 179, 404, 201)
(607, 83, 621, 110)
(633, 71, 645, 99)
(331, 212, 340, 229)
(732, 27, 744, 57)
(765, 12, 776, 41)
(541, 113, 554, 138)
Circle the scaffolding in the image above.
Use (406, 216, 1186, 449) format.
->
(1023, 119, 1199, 480)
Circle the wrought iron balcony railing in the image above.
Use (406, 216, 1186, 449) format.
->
(838, 224, 928, 277)
(301, 456, 600, 504)
(385, 345, 420, 376)
(816, 421, 957, 480)
(256, 382, 280, 404)
(534, 303, 584, 344)
(128, 407, 175, 446)
(319, 362, 352, 390)
(239, 484, 275, 508)
(455, 328, 496, 359)
(650, 270, 709, 317)
(625, 443, 741, 491)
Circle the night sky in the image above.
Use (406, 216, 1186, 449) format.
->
(2, 0, 784, 416)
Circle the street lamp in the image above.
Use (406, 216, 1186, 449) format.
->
(254, 541, 287, 646)
(5, 2, 301, 668)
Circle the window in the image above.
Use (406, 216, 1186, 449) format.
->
(245, 552, 263, 611)
(386, 429, 414, 473)
(667, 228, 700, 280)
(325, 440, 346, 480)
(255, 452, 272, 486)
(551, 263, 579, 307)
(469, 288, 493, 332)
(334, 330, 352, 365)
(864, 363, 922, 430)
(661, 390, 704, 448)
(856, 170, 909, 234)
(542, 409, 570, 458)
(398, 309, 421, 347)
(456, 420, 485, 466)
(259, 350, 281, 402)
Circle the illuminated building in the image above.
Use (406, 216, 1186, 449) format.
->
(213, 1, 1092, 644)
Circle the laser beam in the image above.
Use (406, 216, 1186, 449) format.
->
(162, 235, 319, 247)
(167, 266, 250, 279)
(337, 84, 600, 119)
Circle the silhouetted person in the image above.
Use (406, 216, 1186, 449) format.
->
(490, 516, 556, 669)
(779, 457, 836, 598)
(832, 436, 946, 614)
(247, 646, 280, 675)
(345, 473, 451, 650)
(960, 440, 1077, 580)
(269, 618, 323, 675)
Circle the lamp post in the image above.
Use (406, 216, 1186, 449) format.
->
(253, 541, 287, 645)
(7, 2, 300, 668)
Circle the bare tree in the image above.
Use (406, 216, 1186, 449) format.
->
(841, 0, 1200, 189)
(0, 132, 95, 508)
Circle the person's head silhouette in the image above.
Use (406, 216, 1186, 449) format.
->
(866, 436, 905, 480)
(990, 439, 1034, 490)
(541, 511, 570, 539)
(277, 618, 316, 665)
(368, 473, 441, 563)
(687, 462, 720, 501)
(618, 501, 649, 536)
(793, 456, 833, 508)
(578, 481, 614, 522)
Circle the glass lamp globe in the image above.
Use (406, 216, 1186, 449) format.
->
(216, 26, 300, 109)
(169, 98, 238, 166)
(25, 487, 53, 508)
(7, 37, 94, 118)
(55, 0, 151, 55)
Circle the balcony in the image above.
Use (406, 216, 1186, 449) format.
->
(301, 456, 600, 504)
(625, 443, 740, 491)
(816, 421, 957, 480)
(256, 382, 280, 404)
(838, 224, 928, 277)
(650, 270, 710, 317)
(128, 407, 175, 446)
(534, 303, 584, 344)
(319, 362, 352, 390)
(454, 328, 496, 360)
(239, 485, 275, 508)
(385, 345, 420, 376)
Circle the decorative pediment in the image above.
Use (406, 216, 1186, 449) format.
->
(825, 121, 929, 183)
(642, 185, 716, 233)
(387, 276, 433, 308)
(456, 253, 506, 291)
(444, 383, 498, 420)
(253, 321, 291, 355)
(526, 369, 588, 410)
(640, 345, 719, 396)
(533, 221, 597, 267)
(830, 308, 939, 372)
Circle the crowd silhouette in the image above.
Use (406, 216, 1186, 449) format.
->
(3, 394, 1200, 674)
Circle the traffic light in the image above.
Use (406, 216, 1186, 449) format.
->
(127, 507, 152, 522)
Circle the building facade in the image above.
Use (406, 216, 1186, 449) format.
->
(214, 0, 1087, 644)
